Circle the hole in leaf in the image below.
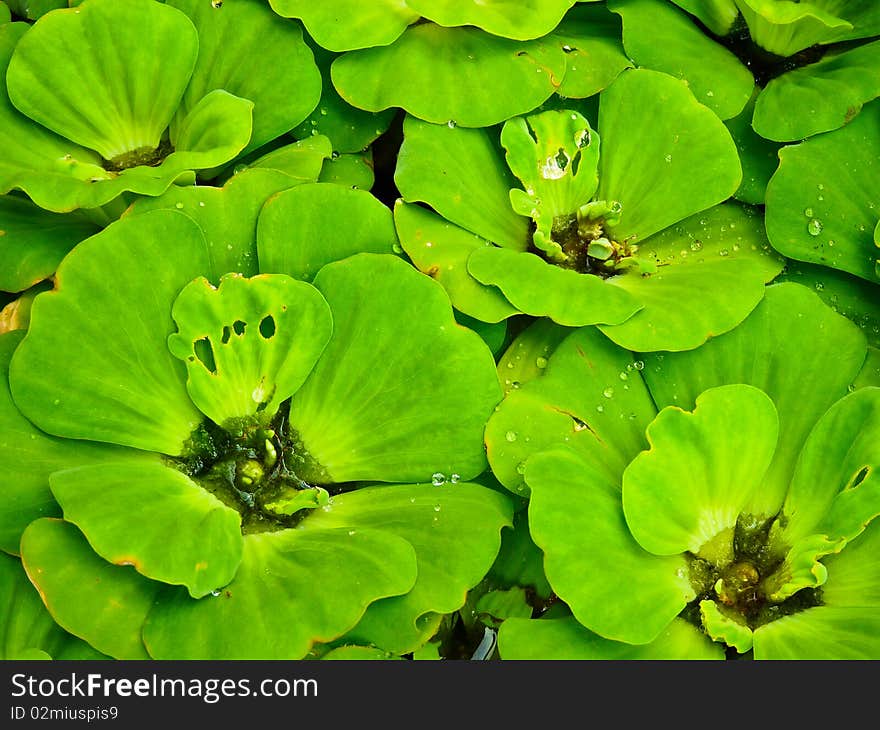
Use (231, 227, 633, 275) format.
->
(259, 315, 276, 339)
(194, 337, 217, 374)
(233, 320, 246, 336)
(847, 466, 870, 491)
(221, 326, 231, 344)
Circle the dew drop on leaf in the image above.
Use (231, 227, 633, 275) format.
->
(431, 472, 446, 486)
(505, 431, 517, 442)
(807, 218, 823, 236)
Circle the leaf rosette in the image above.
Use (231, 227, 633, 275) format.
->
(1, 184, 513, 659)
(486, 282, 880, 659)
(0, 0, 321, 213)
(395, 67, 782, 352)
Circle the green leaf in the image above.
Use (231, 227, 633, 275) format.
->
(753, 40, 880, 142)
(734, 0, 852, 56)
(0, 550, 107, 660)
(597, 68, 742, 243)
(331, 24, 566, 127)
(0, 194, 100, 292)
(289, 254, 502, 483)
(9, 210, 207, 455)
(7, 0, 197, 161)
(170, 0, 321, 157)
(292, 39, 395, 154)
(597, 202, 784, 352)
(142, 527, 418, 659)
(822, 518, 880, 607)
(623, 385, 779, 557)
(258, 183, 398, 282)
(300, 483, 514, 654)
(168, 273, 332, 425)
(21, 519, 160, 660)
(753, 606, 880, 659)
(778, 262, 880, 351)
(485, 325, 656, 495)
(5, 1, 65, 21)
(781, 387, 880, 545)
(494, 316, 571, 396)
(669, 0, 739, 36)
(551, 3, 633, 100)
(502, 109, 599, 258)
(234, 136, 332, 187)
(765, 100, 880, 283)
(642, 283, 867, 516)
(498, 616, 724, 659)
(609, 0, 754, 120)
(50, 460, 243, 599)
(0, 332, 136, 555)
(699, 600, 753, 654)
(725, 89, 782, 205)
(393, 201, 519, 324)
(317, 151, 375, 190)
(526, 449, 694, 644)
(855, 347, 880, 389)
(407, 0, 577, 41)
(166, 89, 254, 172)
(268, 0, 417, 52)
(396, 115, 530, 251)
(127, 167, 303, 281)
(467, 246, 642, 326)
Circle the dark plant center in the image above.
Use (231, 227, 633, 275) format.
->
(103, 138, 174, 172)
(681, 514, 822, 637)
(710, 14, 829, 86)
(171, 401, 334, 534)
(531, 200, 639, 277)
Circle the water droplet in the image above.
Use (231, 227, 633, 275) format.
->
(804, 207, 814, 217)
(619, 371, 628, 381)
(175, 202, 184, 209)
(450, 473, 460, 484)
(319, 107, 328, 116)
(433, 504, 442, 512)
(211, 589, 221, 597)
(392, 242, 403, 254)
(690, 240, 703, 252)
(505, 431, 517, 442)
(828, 239, 835, 247)
(807, 219, 823, 236)
(515, 461, 527, 475)
(633, 360, 645, 371)
(596, 405, 605, 413)
(348, 529, 357, 536)
(431, 472, 446, 486)
(602, 387, 614, 398)
(815, 282, 825, 291)
(664, 154, 672, 163)
(719, 249, 729, 257)
(535, 356, 548, 369)
(447, 120, 457, 128)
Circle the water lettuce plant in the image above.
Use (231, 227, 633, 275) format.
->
(2, 199, 513, 659)
(0, 0, 320, 212)
(487, 283, 880, 658)
(395, 67, 782, 351)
